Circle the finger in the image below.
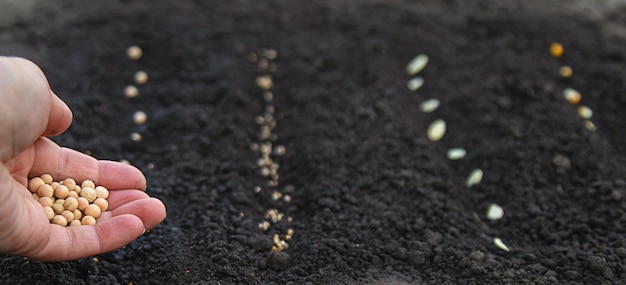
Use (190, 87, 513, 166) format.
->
(34, 214, 145, 262)
(30, 138, 146, 190)
(42, 91, 72, 137)
(106, 189, 150, 210)
(108, 197, 166, 231)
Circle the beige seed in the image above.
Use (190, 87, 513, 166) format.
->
(77, 197, 90, 211)
(494, 237, 511, 252)
(73, 209, 82, 221)
(584, 120, 596, 131)
(54, 185, 70, 199)
(419, 98, 440, 113)
(67, 191, 78, 199)
(255, 75, 273, 90)
(92, 197, 109, 212)
(50, 182, 60, 190)
(52, 215, 68, 227)
(407, 77, 424, 91)
(73, 185, 82, 193)
(563, 88, 581, 105)
(28, 177, 45, 193)
(69, 220, 82, 227)
(577, 105, 593, 119)
(37, 184, 54, 198)
(124, 85, 139, 99)
(44, 206, 54, 221)
(81, 180, 96, 189)
(51, 203, 65, 215)
(406, 54, 429, 75)
(81, 215, 97, 226)
(447, 148, 467, 160)
(134, 71, 149, 85)
(62, 178, 77, 191)
(85, 204, 102, 218)
(38, 196, 53, 207)
(133, 111, 148, 125)
(427, 119, 446, 141)
(466, 168, 484, 187)
(40, 174, 53, 185)
(61, 210, 74, 223)
(486, 203, 504, 220)
(130, 132, 142, 142)
(80, 187, 97, 202)
(63, 197, 79, 212)
(54, 198, 65, 205)
(126, 45, 143, 60)
(32, 193, 40, 200)
(95, 186, 110, 199)
(559, 66, 573, 78)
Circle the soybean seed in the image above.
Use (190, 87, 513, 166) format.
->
(37, 184, 54, 198)
(28, 177, 45, 193)
(406, 54, 429, 75)
(407, 77, 424, 91)
(63, 197, 79, 212)
(133, 111, 148, 125)
(493, 237, 511, 252)
(67, 191, 78, 199)
(559, 66, 573, 78)
(50, 182, 60, 189)
(61, 210, 74, 223)
(62, 178, 77, 191)
(584, 120, 596, 131)
(577, 105, 593, 119)
(81, 180, 96, 189)
(419, 98, 440, 113)
(69, 220, 82, 227)
(40, 174, 53, 184)
(130, 132, 142, 142)
(255, 75, 273, 90)
(486, 203, 504, 220)
(92, 197, 109, 212)
(81, 215, 97, 226)
(126, 45, 143, 60)
(44, 206, 54, 221)
(38, 197, 53, 207)
(447, 148, 467, 160)
(80, 187, 97, 203)
(73, 209, 82, 221)
(427, 119, 446, 141)
(52, 215, 68, 227)
(124, 85, 139, 99)
(134, 71, 149, 85)
(51, 203, 65, 215)
(562, 88, 581, 105)
(32, 193, 39, 200)
(84, 204, 102, 219)
(550, 42, 563, 58)
(94, 186, 109, 199)
(466, 168, 483, 187)
(54, 185, 70, 199)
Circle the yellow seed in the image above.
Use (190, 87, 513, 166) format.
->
(62, 178, 77, 191)
(51, 203, 65, 215)
(69, 220, 82, 227)
(559, 66, 573, 78)
(80, 187, 97, 203)
(73, 209, 82, 221)
(494, 237, 511, 252)
(81, 180, 96, 189)
(134, 71, 149, 85)
(67, 191, 78, 199)
(486, 203, 504, 220)
(287, 228, 294, 236)
(92, 197, 109, 212)
(419, 98, 440, 113)
(255, 75, 273, 90)
(38, 196, 53, 207)
(28, 177, 45, 193)
(577, 105, 593, 119)
(54, 185, 70, 199)
(126, 45, 143, 60)
(63, 197, 79, 212)
(37, 184, 54, 198)
(466, 168, 483, 187)
(563, 88, 581, 105)
(73, 185, 82, 193)
(406, 54, 429, 75)
(40, 174, 53, 185)
(447, 148, 467, 160)
(85, 204, 102, 218)
(44, 206, 54, 221)
(407, 77, 424, 91)
(77, 197, 90, 211)
(54, 198, 65, 205)
(427, 119, 446, 141)
(95, 186, 110, 199)
(50, 182, 60, 190)
(133, 111, 148, 125)
(550, 42, 563, 58)
(81, 215, 97, 226)
(52, 215, 68, 227)
(61, 210, 74, 223)
(32, 193, 40, 200)
(124, 85, 139, 99)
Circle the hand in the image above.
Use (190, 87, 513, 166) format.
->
(0, 56, 166, 261)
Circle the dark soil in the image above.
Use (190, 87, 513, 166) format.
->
(1, 0, 626, 284)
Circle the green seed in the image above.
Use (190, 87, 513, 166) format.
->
(493, 237, 510, 252)
(577, 105, 593, 119)
(419, 99, 440, 113)
(427, 119, 446, 141)
(406, 54, 429, 75)
(465, 168, 483, 187)
(486, 203, 504, 220)
(407, 77, 424, 91)
(447, 148, 466, 160)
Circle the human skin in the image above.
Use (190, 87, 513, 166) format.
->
(0, 56, 166, 261)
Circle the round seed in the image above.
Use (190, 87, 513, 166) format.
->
(37, 184, 54, 198)
(52, 215, 68, 227)
(61, 210, 74, 223)
(550, 42, 563, 58)
(92, 197, 109, 212)
(67, 191, 78, 199)
(130, 132, 142, 142)
(40, 174, 53, 185)
(124, 85, 139, 99)
(494, 237, 511, 252)
(486, 203, 504, 220)
(32, 193, 39, 200)
(407, 77, 424, 91)
(81, 180, 96, 189)
(38, 197, 53, 207)
(28, 177, 45, 193)
(54, 185, 70, 199)
(419, 98, 440, 113)
(44, 206, 54, 221)
(577, 105, 593, 119)
(559, 66, 573, 78)
(133, 111, 147, 125)
(84, 204, 102, 219)
(126, 45, 143, 60)
(406, 54, 429, 75)
(63, 197, 79, 212)
(447, 148, 467, 160)
(584, 120, 596, 131)
(427, 119, 446, 141)
(95, 186, 109, 199)
(134, 71, 149, 85)
(69, 220, 82, 227)
(80, 187, 97, 203)
(50, 182, 60, 190)
(62, 178, 77, 191)
(466, 168, 483, 187)
(51, 203, 65, 215)
(255, 75, 273, 90)
(562, 88, 581, 105)
(81, 215, 97, 226)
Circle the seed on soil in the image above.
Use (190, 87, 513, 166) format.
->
(407, 76, 424, 91)
(134, 71, 149, 85)
(52, 215, 68, 227)
(271, 191, 282, 201)
(258, 221, 270, 231)
(419, 98, 440, 113)
(273, 145, 286, 155)
(263, 91, 274, 101)
(126, 45, 143, 60)
(486, 203, 504, 220)
(447, 148, 466, 160)
(427, 119, 446, 141)
(256, 75, 273, 90)
(494, 237, 511, 252)
(577, 105, 592, 119)
(133, 111, 148, 125)
(124, 85, 139, 99)
(562, 88, 581, 105)
(130, 132, 142, 142)
(466, 168, 483, 187)
(406, 54, 429, 75)
(559, 66, 573, 78)
(550, 42, 564, 58)
(584, 120, 596, 131)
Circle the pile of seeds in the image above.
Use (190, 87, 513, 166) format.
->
(28, 174, 109, 227)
